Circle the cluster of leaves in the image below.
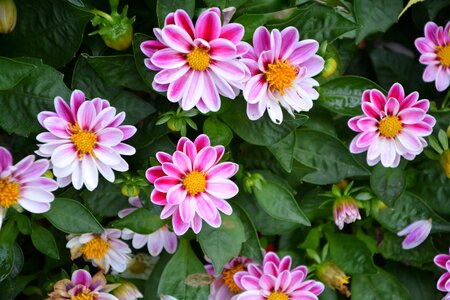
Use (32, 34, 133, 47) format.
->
(0, 0, 450, 299)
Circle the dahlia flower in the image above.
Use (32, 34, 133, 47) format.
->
(66, 228, 131, 273)
(205, 256, 254, 300)
(37, 90, 136, 191)
(0, 147, 57, 228)
(348, 83, 436, 167)
(435, 248, 450, 299)
(118, 197, 178, 256)
(47, 269, 119, 300)
(146, 134, 239, 235)
(233, 252, 325, 300)
(333, 196, 361, 230)
(242, 26, 324, 124)
(415, 21, 450, 91)
(140, 8, 249, 113)
(397, 219, 432, 250)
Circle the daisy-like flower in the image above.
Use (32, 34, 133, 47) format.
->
(415, 21, 450, 91)
(242, 26, 324, 124)
(47, 269, 119, 300)
(66, 228, 131, 273)
(0, 147, 57, 228)
(205, 256, 254, 300)
(120, 253, 159, 280)
(140, 8, 249, 113)
(348, 82, 436, 168)
(233, 252, 325, 300)
(333, 196, 361, 230)
(434, 248, 450, 299)
(118, 197, 178, 256)
(37, 90, 137, 191)
(146, 134, 239, 235)
(397, 219, 432, 250)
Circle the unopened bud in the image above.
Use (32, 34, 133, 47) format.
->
(317, 261, 351, 297)
(121, 185, 140, 197)
(321, 57, 337, 78)
(0, 0, 17, 34)
(440, 149, 450, 178)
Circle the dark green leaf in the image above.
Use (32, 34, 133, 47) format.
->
(30, 226, 59, 259)
(13, 215, 31, 235)
(267, 132, 295, 173)
(157, 0, 195, 27)
(235, 11, 291, 41)
(0, 57, 36, 90)
(203, 116, 233, 146)
(204, 0, 247, 9)
(111, 208, 166, 234)
(370, 164, 405, 206)
(144, 253, 171, 300)
(0, 220, 18, 282)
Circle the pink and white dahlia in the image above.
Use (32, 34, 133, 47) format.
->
(415, 21, 450, 91)
(242, 26, 324, 124)
(435, 248, 450, 299)
(36, 90, 136, 191)
(397, 219, 432, 250)
(333, 197, 361, 230)
(233, 252, 325, 300)
(47, 269, 119, 300)
(0, 147, 57, 227)
(146, 134, 239, 235)
(140, 8, 249, 113)
(348, 83, 436, 168)
(205, 256, 254, 300)
(118, 196, 178, 256)
(66, 228, 131, 273)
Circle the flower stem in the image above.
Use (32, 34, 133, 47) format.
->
(89, 9, 113, 22)
(441, 88, 450, 109)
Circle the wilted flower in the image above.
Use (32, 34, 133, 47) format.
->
(242, 26, 324, 124)
(0, 0, 17, 34)
(47, 269, 119, 300)
(316, 261, 351, 297)
(36, 90, 136, 191)
(146, 134, 239, 235)
(141, 8, 249, 113)
(397, 219, 432, 250)
(121, 253, 158, 280)
(415, 21, 450, 91)
(333, 196, 361, 230)
(66, 228, 131, 273)
(434, 248, 450, 299)
(348, 83, 436, 167)
(119, 197, 178, 256)
(233, 252, 325, 300)
(112, 281, 143, 300)
(0, 147, 57, 228)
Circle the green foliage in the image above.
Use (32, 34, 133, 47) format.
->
(111, 208, 166, 234)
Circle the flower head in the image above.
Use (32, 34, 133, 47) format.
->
(242, 26, 324, 124)
(121, 253, 159, 280)
(119, 197, 178, 256)
(141, 8, 249, 113)
(316, 261, 351, 297)
(233, 252, 325, 300)
(146, 134, 239, 235)
(415, 21, 450, 91)
(333, 196, 361, 230)
(0, 147, 57, 227)
(434, 248, 450, 299)
(397, 219, 432, 250)
(348, 83, 436, 167)
(112, 281, 143, 300)
(66, 228, 131, 273)
(47, 269, 119, 300)
(37, 90, 137, 191)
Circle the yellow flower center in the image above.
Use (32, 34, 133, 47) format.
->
(222, 264, 244, 293)
(267, 291, 289, 300)
(378, 116, 402, 138)
(83, 236, 110, 260)
(69, 123, 97, 157)
(182, 171, 206, 196)
(71, 292, 96, 300)
(437, 44, 450, 67)
(186, 47, 210, 71)
(0, 178, 20, 208)
(264, 60, 297, 95)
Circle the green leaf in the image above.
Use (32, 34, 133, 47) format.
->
(294, 129, 370, 184)
(110, 208, 166, 234)
(43, 198, 104, 234)
(253, 181, 310, 226)
(220, 98, 308, 146)
(132, 33, 154, 89)
(0, 220, 19, 282)
(235, 10, 295, 41)
(158, 239, 209, 300)
(370, 164, 405, 206)
(157, 0, 195, 27)
(267, 132, 295, 173)
(144, 253, 171, 300)
(0, 57, 36, 90)
(317, 76, 383, 116)
(30, 226, 59, 260)
(326, 233, 377, 274)
(198, 213, 246, 273)
(0, 0, 91, 67)
(13, 215, 31, 235)
(203, 116, 234, 146)
(204, 0, 247, 9)
(354, 0, 403, 43)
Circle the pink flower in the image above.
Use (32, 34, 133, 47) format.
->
(348, 83, 436, 168)
(242, 26, 324, 124)
(47, 269, 119, 299)
(333, 197, 361, 230)
(37, 90, 137, 191)
(118, 197, 178, 256)
(0, 147, 57, 227)
(415, 21, 450, 91)
(146, 134, 239, 235)
(435, 248, 450, 299)
(141, 8, 249, 113)
(397, 219, 432, 250)
(233, 252, 325, 300)
(205, 256, 254, 300)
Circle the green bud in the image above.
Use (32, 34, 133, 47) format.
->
(0, 0, 17, 34)
(321, 57, 337, 78)
(121, 184, 140, 197)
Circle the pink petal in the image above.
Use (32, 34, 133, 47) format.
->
(154, 65, 190, 85)
(301, 56, 325, 77)
(436, 66, 450, 92)
(253, 26, 271, 56)
(97, 128, 123, 147)
(173, 151, 192, 174)
(258, 50, 274, 72)
(70, 90, 85, 117)
(209, 196, 232, 215)
(174, 9, 195, 38)
(195, 11, 221, 41)
(151, 189, 167, 205)
(77, 101, 97, 131)
(434, 254, 450, 270)
(18, 198, 50, 213)
(140, 40, 166, 57)
(356, 117, 378, 132)
(194, 134, 210, 151)
(195, 194, 218, 226)
(397, 131, 422, 152)
(161, 24, 193, 53)
(191, 214, 203, 233)
(179, 195, 196, 223)
(259, 274, 276, 291)
(422, 64, 438, 82)
(400, 91, 419, 109)
(167, 184, 187, 205)
(43, 117, 70, 139)
(172, 209, 190, 235)
(348, 116, 364, 132)
(280, 26, 299, 60)
(380, 139, 396, 167)
(181, 71, 204, 110)
(54, 96, 75, 123)
(206, 180, 238, 199)
(162, 162, 185, 178)
(81, 154, 98, 191)
(384, 98, 400, 115)
(154, 176, 180, 193)
(437, 272, 450, 292)
(209, 60, 246, 81)
(206, 162, 238, 180)
(168, 74, 190, 103)
(72, 269, 92, 286)
(289, 40, 320, 65)
(156, 152, 172, 164)
(276, 270, 292, 291)
(362, 102, 380, 118)
(403, 122, 432, 136)
(241, 275, 261, 290)
(209, 38, 237, 61)
(0, 147, 12, 172)
(208, 69, 236, 99)
(201, 73, 221, 112)
(182, 140, 197, 163)
(146, 166, 165, 183)
(270, 29, 282, 60)
(220, 23, 244, 44)
(151, 48, 187, 69)
(93, 145, 121, 165)
(424, 22, 438, 44)
(398, 108, 426, 124)
(415, 37, 435, 53)
(21, 187, 54, 203)
(193, 147, 217, 171)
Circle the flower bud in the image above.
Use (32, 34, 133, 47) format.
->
(440, 149, 450, 178)
(317, 261, 351, 297)
(333, 196, 361, 230)
(0, 0, 17, 34)
(112, 281, 143, 300)
(121, 184, 140, 197)
(321, 57, 337, 78)
(397, 219, 432, 250)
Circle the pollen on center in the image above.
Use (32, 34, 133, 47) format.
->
(0, 178, 20, 208)
(378, 115, 403, 138)
(222, 264, 244, 293)
(69, 123, 97, 156)
(182, 171, 207, 196)
(83, 236, 110, 260)
(436, 43, 450, 67)
(264, 60, 297, 95)
(186, 47, 210, 71)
